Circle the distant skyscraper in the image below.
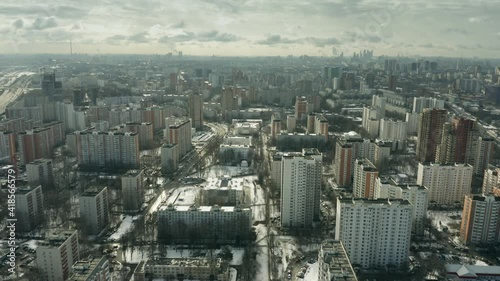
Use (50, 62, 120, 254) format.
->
(473, 137, 495, 175)
(416, 108, 447, 162)
(334, 141, 353, 187)
(412, 97, 445, 114)
(286, 115, 296, 133)
(460, 194, 500, 245)
(41, 71, 62, 101)
(281, 149, 322, 227)
(188, 93, 203, 130)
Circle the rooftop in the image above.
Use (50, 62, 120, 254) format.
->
(123, 169, 143, 177)
(159, 204, 250, 213)
(69, 256, 108, 281)
(338, 197, 412, 206)
(80, 186, 107, 197)
(201, 175, 249, 191)
(445, 264, 500, 277)
(321, 240, 358, 281)
(146, 257, 223, 268)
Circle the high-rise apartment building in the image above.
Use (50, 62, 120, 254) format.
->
(483, 166, 500, 194)
(287, 115, 296, 133)
(281, 148, 322, 227)
(123, 122, 154, 149)
(435, 117, 478, 164)
(353, 159, 378, 199)
(334, 142, 353, 187)
(388, 74, 398, 91)
(271, 113, 282, 140)
(417, 163, 473, 205)
(375, 178, 429, 236)
(26, 159, 54, 189)
(72, 131, 140, 168)
(412, 97, 445, 113)
(161, 143, 179, 175)
(318, 240, 358, 281)
(294, 96, 308, 120)
(335, 198, 412, 268)
(188, 93, 203, 129)
(36, 230, 80, 281)
(15, 185, 44, 232)
(416, 108, 447, 162)
(165, 118, 192, 158)
(460, 194, 500, 245)
(0, 131, 16, 164)
(79, 186, 110, 235)
(473, 137, 495, 175)
(122, 169, 144, 212)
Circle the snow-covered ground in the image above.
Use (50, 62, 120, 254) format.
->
(276, 237, 299, 271)
(428, 210, 462, 233)
(254, 224, 269, 281)
(303, 261, 319, 281)
(229, 268, 237, 281)
(148, 191, 166, 215)
(167, 186, 199, 206)
(109, 215, 140, 240)
(120, 246, 245, 265)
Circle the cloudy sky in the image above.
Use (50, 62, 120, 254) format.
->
(0, 0, 499, 57)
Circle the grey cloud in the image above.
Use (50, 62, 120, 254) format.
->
(105, 35, 128, 45)
(197, 30, 240, 42)
(158, 32, 195, 43)
(0, 5, 88, 19)
(13, 19, 23, 29)
(31, 17, 58, 30)
(342, 31, 382, 43)
(444, 28, 468, 34)
(257, 35, 299, 45)
(420, 43, 434, 48)
(128, 32, 150, 43)
(171, 21, 185, 29)
(306, 37, 341, 47)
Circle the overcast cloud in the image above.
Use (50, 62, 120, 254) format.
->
(0, 0, 498, 57)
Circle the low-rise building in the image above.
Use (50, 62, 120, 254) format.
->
(144, 258, 229, 281)
(199, 175, 247, 206)
(318, 240, 358, 281)
(157, 205, 252, 244)
(445, 264, 500, 280)
(69, 256, 110, 281)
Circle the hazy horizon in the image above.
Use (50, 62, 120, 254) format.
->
(0, 0, 499, 58)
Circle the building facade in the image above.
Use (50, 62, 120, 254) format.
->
(460, 194, 500, 245)
(79, 186, 110, 235)
(353, 159, 378, 199)
(26, 159, 54, 189)
(36, 230, 80, 281)
(335, 198, 413, 269)
(121, 169, 144, 212)
(416, 108, 447, 162)
(15, 185, 44, 232)
(417, 163, 473, 205)
(281, 149, 322, 227)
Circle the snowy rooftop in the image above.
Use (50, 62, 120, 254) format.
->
(159, 205, 250, 213)
(146, 257, 223, 268)
(201, 175, 248, 191)
(445, 264, 500, 277)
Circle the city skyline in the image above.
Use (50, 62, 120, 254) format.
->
(0, 0, 499, 57)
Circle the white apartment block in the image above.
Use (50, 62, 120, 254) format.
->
(417, 163, 473, 205)
(405, 112, 419, 135)
(121, 169, 144, 212)
(412, 97, 445, 113)
(281, 148, 322, 227)
(69, 256, 111, 281)
(460, 194, 500, 245)
(0, 131, 15, 164)
(26, 158, 54, 189)
(15, 185, 44, 232)
(318, 240, 358, 281)
(375, 178, 429, 237)
(271, 153, 283, 189)
(379, 118, 408, 142)
(164, 118, 192, 158)
(157, 205, 252, 243)
(335, 198, 413, 269)
(482, 166, 500, 194)
(353, 159, 378, 199)
(36, 230, 80, 281)
(144, 258, 229, 281)
(79, 186, 110, 235)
